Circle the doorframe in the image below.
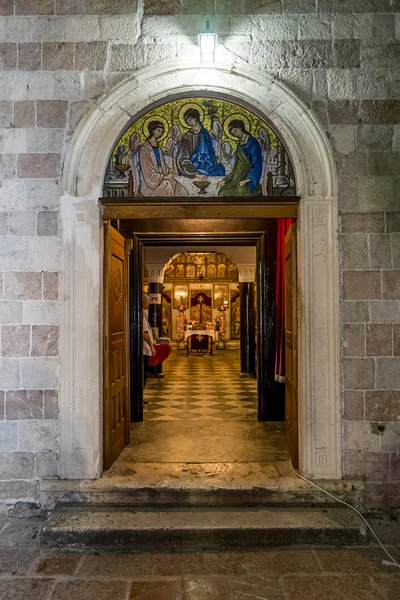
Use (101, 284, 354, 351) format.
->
(127, 229, 283, 426)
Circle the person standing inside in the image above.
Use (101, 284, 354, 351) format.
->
(143, 293, 156, 387)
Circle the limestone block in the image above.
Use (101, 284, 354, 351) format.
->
(340, 213, 385, 234)
(0, 357, 20, 390)
(251, 41, 286, 69)
(0, 72, 55, 102)
(18, 419, 58, 452)
(55, 1, 85, 15)
(365, 391, 400, 422)
(20, 357, 59, 389)
(283, 0, 316, 12)
(219, 35, 252, 64)
(366, 323, 392, 357)
(380, 423, 400, 452)
(53, 71, 82, 101)
(0, 179, 26, 211)
(23, 301, 60, 325)
(0, 101, 11, 127)
(343, 271, 381, 301)
(232, 15, 296, 38)
(63, 16, 101, 42)
(110, 44, 146, 72)
(1, 325, 30, 357)
(392, 234, 400, 268)
(69, 100, 87, 131)
(312, 70, 327, 100)
(331, 125, 356, 155)
(18, 154, 60, 179)
(0, 421, 18, 451)
(390, 453, 400, 481)
(343, 357, 375, 390)
(44, 389, 58, 418)
(15, 0, 54, 15)
(31, 325, 59, 357)
(18, 42, 41, 70)
(357, 125, 394, 152)
(43, 272, 59, 301)
(368, 234, 392, 269)
(277, 69, 313, 103)
(0, 390, 3, 418)
(43, 42, 74, 70)
(0, 452, 34, 479)
(37, 211, 59, 236)
(0, 43, 16, 70)
(333, 39, 360, 69)
(82, 72, 106, 100)
(99, 15, 141, 42)
(0, 479, 39, 500)
(361, 100, 400, 124)
(361, 41, 400, 70)
(0, 212, 7, 235)
(243, 0, 282, 14)
(86, 0, 138, 14)
(34, 450, 59, 478)
(27, 237, 59, 271)
(328, 100, 359, 124)
(342, 300, 369, 323)
(3, 16, 34, 43)
(342, 323, 365, 357)
(25, 180, 60, 210)
(26, 129, 65, 153)
(0, 301, 23, 324)
(1, 129, 27, 153)
(393, 324, 400, 356)
(343, 451, 389, 482)
(8, 211, 36, 236)
(148, 0, 182, 15)
(394, 125, 400, 152)
(5, 389, 43, 419)
(285, 40, 333, 69)
(4, 271, 42, 300)
(33, 16, 66, 42)
(370, 301, 400, 324)
(0, 155, 16, 178)
(37, 100, 68, 128)
(340, 234, 369, 270)
(75, 42, 107, 71)
(386, 213, 400, 233)
(327, 70, 356, 100)
(376, 357, 400, 390)
(343, 390, 364, 421)
(338, 176, 359, 213)
(0, 1, 13, 16)
(13, 101, 35, 129)
(0, 237, 27, 270)
(343, 421, 381, 453)
(368, 152, 400, 177)
(320, 0, 397, 12)
(359, 177, 394, 212)
(373, 14, 396, 39)
(298, 14, 332, 39)
(332, 14, 373, 40)
(356, 70, 391, 100)
(382, 270, 400, 300)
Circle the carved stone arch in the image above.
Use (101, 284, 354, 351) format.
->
(60, 61, 340, 481)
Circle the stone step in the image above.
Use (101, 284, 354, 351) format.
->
(40, 505, 366, 550)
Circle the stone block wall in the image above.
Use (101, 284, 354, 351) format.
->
(0, 0, 399, 510)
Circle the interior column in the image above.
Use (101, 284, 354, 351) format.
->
(238, 264, 256, 378)
(147, 264, 165, 377)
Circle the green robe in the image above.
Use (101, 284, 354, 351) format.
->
(218, 145, 262, 197)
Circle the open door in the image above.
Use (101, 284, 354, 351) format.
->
(284, 222, 298, 467)
(104, 222, 131, 469)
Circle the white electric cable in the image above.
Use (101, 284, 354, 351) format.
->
(289, 460, 400, 569)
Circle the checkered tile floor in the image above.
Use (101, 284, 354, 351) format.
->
(144, 348, 258, 421)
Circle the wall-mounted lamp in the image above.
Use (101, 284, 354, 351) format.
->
(198, 20, 217, 63)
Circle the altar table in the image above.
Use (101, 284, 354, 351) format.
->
(185, 329, 215, 341)
(186, 333, 213, 356)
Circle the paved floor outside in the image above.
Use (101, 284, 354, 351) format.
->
(0, 516, 399, 599)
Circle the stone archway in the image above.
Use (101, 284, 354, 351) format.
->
(59, 61, 340, 481)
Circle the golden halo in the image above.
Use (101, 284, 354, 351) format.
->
(223, 113, 252, 141)
(178, 102, 206, 129)
(142, 115, 169, 143)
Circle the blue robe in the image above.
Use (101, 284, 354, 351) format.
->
(239, 136, 262, 191)
(191, 127, 225, 177)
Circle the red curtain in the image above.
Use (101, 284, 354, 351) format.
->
(274, 218, 293, 383)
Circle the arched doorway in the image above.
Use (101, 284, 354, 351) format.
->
(59, 62, 340, 481)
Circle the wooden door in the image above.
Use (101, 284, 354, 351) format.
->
(284, 222, 298, 467)
(104, 223, 131, 469)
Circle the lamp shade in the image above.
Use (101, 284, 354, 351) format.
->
(198, 21, 217, 63)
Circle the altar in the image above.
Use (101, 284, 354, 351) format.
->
(185, 329, 215, 341)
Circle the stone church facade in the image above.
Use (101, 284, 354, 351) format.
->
(0, 0, 399, 513)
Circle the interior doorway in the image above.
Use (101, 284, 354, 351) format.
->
(103, 216, 298, 475)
